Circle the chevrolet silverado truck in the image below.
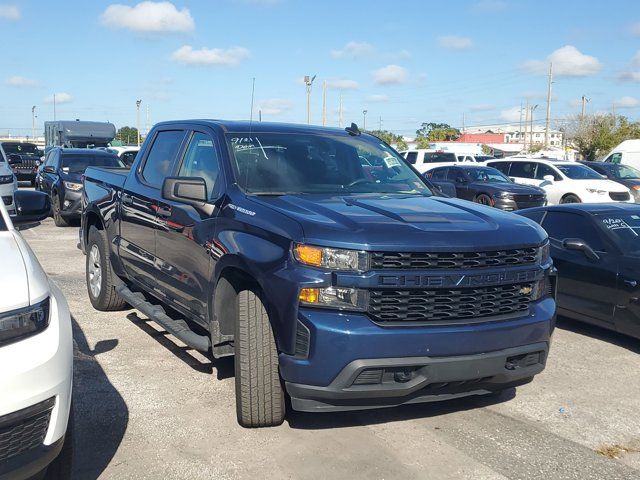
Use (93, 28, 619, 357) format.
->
(80, 120, 556, 428)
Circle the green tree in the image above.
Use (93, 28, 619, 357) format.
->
(415, 122, 460, 148)
(566, 114, 640, 160)
(367, 129, 408, 151)
(115, 126, 140, 145)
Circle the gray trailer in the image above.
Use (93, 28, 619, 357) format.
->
(44, 120, 116, 149)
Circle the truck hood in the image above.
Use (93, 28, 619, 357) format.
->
(252, 193, 547, 250)
(0, 232, 30, 311)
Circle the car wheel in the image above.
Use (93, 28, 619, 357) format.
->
(86, 226, 127, 311)
(42, 405, 73, 479)
(235, 289, 285, 428)
(52, 194, 69, 227)
(475, 194, 494, 207)
(560, 194, 581, 204)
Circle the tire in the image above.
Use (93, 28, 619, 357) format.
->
(52, 193, 69, 227)
(43, 405, 73, 479)
(234, 290, 285, 428)
(560, 194, 581, 204)
(475, 194, 494, 207)
(86, 226, 127, 311)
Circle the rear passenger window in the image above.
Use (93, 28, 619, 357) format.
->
(429, 168, 448, 180)
(489, 162, 510, 175)
(535, 164, 561, 181)
(542, 212, 605, 251)
(179, 132, 220, 200)
(405, 152, 418, 165)
(509, 162, 536, 179)
(142, 130, 185, 188)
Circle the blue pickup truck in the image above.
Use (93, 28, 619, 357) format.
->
(80, 120, 556, 427)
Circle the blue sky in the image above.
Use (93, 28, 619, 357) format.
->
(1, 0, 639, 136)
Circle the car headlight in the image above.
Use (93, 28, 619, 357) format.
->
(586, 188, 606, 195)
(0, 174, 13, 184)
(299, 287, 368, 311)
(293, 244, 369, 271)
(0, 298, 50, 346)
(64, 181, 83, 191)
(537, 241, 551, 265)
(493, 191, 513, 199)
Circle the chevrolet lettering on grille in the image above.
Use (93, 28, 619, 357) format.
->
(377, 269, 539, 288)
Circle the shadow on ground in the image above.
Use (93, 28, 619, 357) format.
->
(557, 316, 640, 354)
(71, 316, 128, 479)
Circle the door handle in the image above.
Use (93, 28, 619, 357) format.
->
(151, 204, 172, 218)
(624, 279, 638, 288)
(122, 193, 133, 206)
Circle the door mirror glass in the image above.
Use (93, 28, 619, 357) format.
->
(11, 190, 51, 226)
(562, 238, 600, 261)
(162, 176, 207, 205)
(43, 166, 56, 174)
(7, 154, 22, 165)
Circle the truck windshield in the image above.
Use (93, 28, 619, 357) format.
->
(61, 154, 123, 173)
(226, 133, 432, 196)
(597, 213, 640, 256)
(424, 152, 457, 163)
(1, 143, 39, 155)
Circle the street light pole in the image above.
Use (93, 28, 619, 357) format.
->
(362, 110, 368, 130)
(31, 106, 36, 140)
(304, 75, 316, 124)
(530, 104, 538, 150)
(136, 99, 142, 146)
(544, 62, 553, 148)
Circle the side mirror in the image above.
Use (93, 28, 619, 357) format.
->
(8, 154, 22, 165)
(162, 176, 208, 205)
(562, 238, 600, 261)
(11, 190, 51, 226)
(43, 166, 56, 174)
(455, 176, 466, 184)
(543, 175, 555, 183)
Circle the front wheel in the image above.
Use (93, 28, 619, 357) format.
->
(52, 194, 69, 227)
(86, 226, 127, 311)
(234, 290, 285, 428)
(475, 194, 494, 207)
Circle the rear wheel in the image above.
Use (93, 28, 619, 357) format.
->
(234, 290, 285, 428)
(560, 194, 581, 204)
(475, 194, 494, 207)
(52, 194, 69, 227)
(86, 226, 127, 311)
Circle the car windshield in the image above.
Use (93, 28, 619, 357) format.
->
(597, 213, 640, 256)
(599, 164, 640, 179)
(423, 152, 457, 163)
(2, 143, 39, 155)
(61, 154, 123, 173)
(226, 133, 432, 196)
(556, 164, 603, 180)
(465, 167, 510, 183)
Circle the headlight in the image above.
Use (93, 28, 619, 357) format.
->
(493, 191, 513, 199)
(293, 244, 369, 271)
(299, 287, 368, 311)
(537, 241, 551, 265)
(0, 174, 13, 184)
(0, 298, 50, 346)
(586, 188, 606, 195)
(64, 181, 83, 191)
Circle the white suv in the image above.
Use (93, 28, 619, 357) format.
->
(400, 149, 474, 174)
(487, 158, 633, 205)
(0, 144, 18, 215)
(0, 192, 73, 479)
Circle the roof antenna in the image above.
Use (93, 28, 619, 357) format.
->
(345, 122, 361, 136)
(249, 77, 256, 125)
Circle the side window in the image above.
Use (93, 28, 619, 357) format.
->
(509, 162, 536, 179)
(429, 168, 448, 180)
(489, 162, 510, 175)
(121, 151, 137, 167)
(178, 132, 220, 200)
(405, 151, 418, 165)
(607, 153, 622, 164)
(142, 130, 186, 188)
(535, 164, 561, 181)
(520, 210, 545, 224)
(446, 168, 463, 182)
(542, 212, 605, 251)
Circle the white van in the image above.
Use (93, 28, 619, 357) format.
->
(603, 140, 640, 170)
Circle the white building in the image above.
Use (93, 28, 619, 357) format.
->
(465, 125, 564, 147)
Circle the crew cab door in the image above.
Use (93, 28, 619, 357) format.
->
(154, 130, 223, 321)
(541, 211, 618, 327)
(119, 129, 187, 290)
(614, 251, 640, 338)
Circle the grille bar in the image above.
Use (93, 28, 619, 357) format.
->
(609, 192, 630, 201)
(368, 283, 532, 324)
(370, 248, 537, 270)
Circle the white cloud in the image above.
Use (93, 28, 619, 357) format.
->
(372, 64, 408, 85)
(367, 94, 389, 103)
(470, 104, 495, 112)
(524, 45, 601, 77)
(615, 96, 639, 108)
(5, 76, 37, 87)
(101, 1, 194, 33)
(44, 93, 73, 104)
(172, 45, 250, 66)
(326, 78, 359, 90)
(618, 71, 640, 82)
(257, 98, 292, 115)
(438, 35, 473, 50)
(331, 41, 374, 59)
(500, 106, 523, 122)
(0, 4, 20, 20)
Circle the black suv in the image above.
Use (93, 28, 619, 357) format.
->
(0, 141, 42, 185)
(40, 147, 123, 226)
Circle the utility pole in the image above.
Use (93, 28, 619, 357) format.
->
(462, 112, 466, 134)
(304, 75, 316, 124)
(612, 101, 616, 125)
(518, 101, 523, 146)
(378, 116, 382, 131)
(31, 106, 36, 140)
(53, 94, 57, 121)
(362, 110, 368, 130)
(523, 99, 529, 151)
(322, 80, 327, 127)
(338, 93, 343, 128)
(259, 110, 262, 122)
(145, 104, 150, 137)
(136, 99, 142, 146)
(530, 104, 538, 150)
(544, 62, 553, 148)
(580, 95, 590, 120)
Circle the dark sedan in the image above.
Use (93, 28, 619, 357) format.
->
(518, 203, 640, 339)
(426, 164, 546, 211)
(580, 161, 640, 203)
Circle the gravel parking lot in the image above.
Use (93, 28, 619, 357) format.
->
(20, 216, 640, 480)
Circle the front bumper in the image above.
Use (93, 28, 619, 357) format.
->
(0, 284, 73, 479)
(281, 296, 555, 412)
(60, 190, 82, 218)
(0, 182, 15, 214)
(493, 197, 545, 211)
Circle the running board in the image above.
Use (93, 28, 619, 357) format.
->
(116, 285, 211, 352)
